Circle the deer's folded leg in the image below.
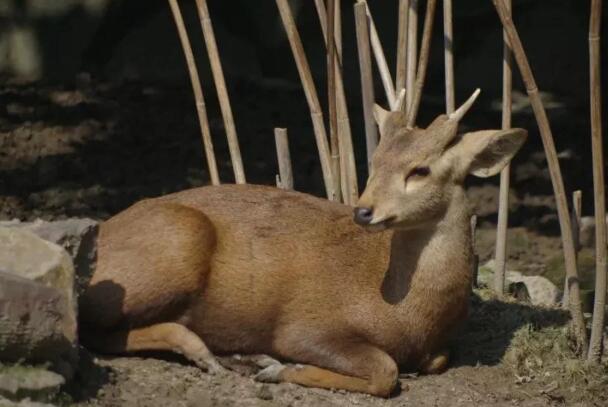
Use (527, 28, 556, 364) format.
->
(85, 322, 225, 374)
(257, 337, 398, 397)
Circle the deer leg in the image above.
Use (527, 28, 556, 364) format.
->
(85, 322, 225, 374)
(419, 348, 449, 374)
(255, 339, 398, 397)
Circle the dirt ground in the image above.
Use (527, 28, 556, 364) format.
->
(1, 78, 606, 406)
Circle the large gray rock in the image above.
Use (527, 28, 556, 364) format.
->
(0, 227, 78, 373)
(0, 219, 98, 297)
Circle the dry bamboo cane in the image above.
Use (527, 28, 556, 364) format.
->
(564, 191, 583, 309)
(194, 0, 245, 184)
(443, 0, 455, 113)
(315, 0, 358, 204)
(405, 0, 418, 112)
(275, 0, 336, 200)
(492, 0, 588, 354)
(334, 0, 359, 205)
(396, 0, 410, 97)
(354, 1, 378, 173)
(362, 1, 397, 109)
(274, 128, 293, 190)
(406, 0, 437, 128)
(587, 0, 605, 364)
(494, 0, 513, 295)
(327, 0, 342, 203)
(167, 0, 220, 186)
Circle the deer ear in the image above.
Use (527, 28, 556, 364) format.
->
(373, 104, 391, 131)
(454, 128, 527, 178)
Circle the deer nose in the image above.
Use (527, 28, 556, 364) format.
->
(353, 207, 374, 225)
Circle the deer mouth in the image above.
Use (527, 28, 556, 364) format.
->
(365, 216, 397, 232)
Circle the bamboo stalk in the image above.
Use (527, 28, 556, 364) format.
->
(406, 0, 437, 128)
(564, 191, 583, 309)
(494, 0, 513, 295)
(167, 0, 220, 186)
(362, 1, 397, 109)
(396, 0, 410, 95)
(315, 0, 358, 204)
(327, 0, 342, 203)
(443, 0, 455, 113)
(492, 0, 588, 354)
(354, 1, 378, 173)
(335, 0, 358, 205)
(194, 0, 245, 184)
(335, 0, 342, 59)
(275, 0, 336, 200)
(274, 128, 293, 190)
(587, 0, 605, 364)
(406, 0, 418, 112)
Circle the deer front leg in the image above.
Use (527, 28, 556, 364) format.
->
(255, 337, 398, 397)
(83, 322, 225, 374)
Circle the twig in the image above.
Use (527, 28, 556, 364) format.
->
(194, 0, 245, 184)
(274, 128, 293, 190)
(354, 1, 378, 173)
(167, 0, 220, 185)
(362, 1, 397, 109)
(492, 0, 588, 354)
(406, 0, 437, 127)
(564, 191, 583, 309)
(315, 0, 358, 204)
(443, 0, 455, 113)
(406, 0, 418, 112)
(276, 0, 336, 200)
(396, 0, 410, 95)
(327, 0, 342, 202)
(494, 0, 513, 295)
(587, 0, 605, 364)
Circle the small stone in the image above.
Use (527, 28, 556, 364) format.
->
(0, 365, 64, 403)
(256, 384, 274, 400)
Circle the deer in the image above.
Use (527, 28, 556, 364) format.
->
(79, 88, 527, 397)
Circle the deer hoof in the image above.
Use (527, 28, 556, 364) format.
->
(254, 363, 286, 383)
(251, 355, 282, 369)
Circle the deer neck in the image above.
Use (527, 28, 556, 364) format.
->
(380, 187, 472, 304)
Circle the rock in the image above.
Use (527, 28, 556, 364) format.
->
(0, 365, 63, 404)
(0, 219, 98, 297)
(0, 227, 78, 373)
(477, 260, 560, 306)
(0, 395, 57, 407)
(508, 274, 560, 307)
(256, 384, 274, 401)
(0, 272, 76, 370)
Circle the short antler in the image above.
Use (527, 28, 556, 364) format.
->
(448, 88, 481, 122)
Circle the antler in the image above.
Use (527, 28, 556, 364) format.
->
(448, 88, 481, 122)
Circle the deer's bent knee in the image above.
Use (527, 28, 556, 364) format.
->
(367, 358, 398, 397)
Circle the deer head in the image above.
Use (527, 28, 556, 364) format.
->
(355, 89, 527, 231)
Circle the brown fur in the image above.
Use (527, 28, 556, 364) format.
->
(80, 105, 527, 397)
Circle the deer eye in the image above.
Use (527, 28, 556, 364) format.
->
(407, 166, 431, 180)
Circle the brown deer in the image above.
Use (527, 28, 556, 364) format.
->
(79, 89, 526, 397)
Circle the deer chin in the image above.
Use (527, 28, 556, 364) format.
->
(363, 216, 397, 233)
